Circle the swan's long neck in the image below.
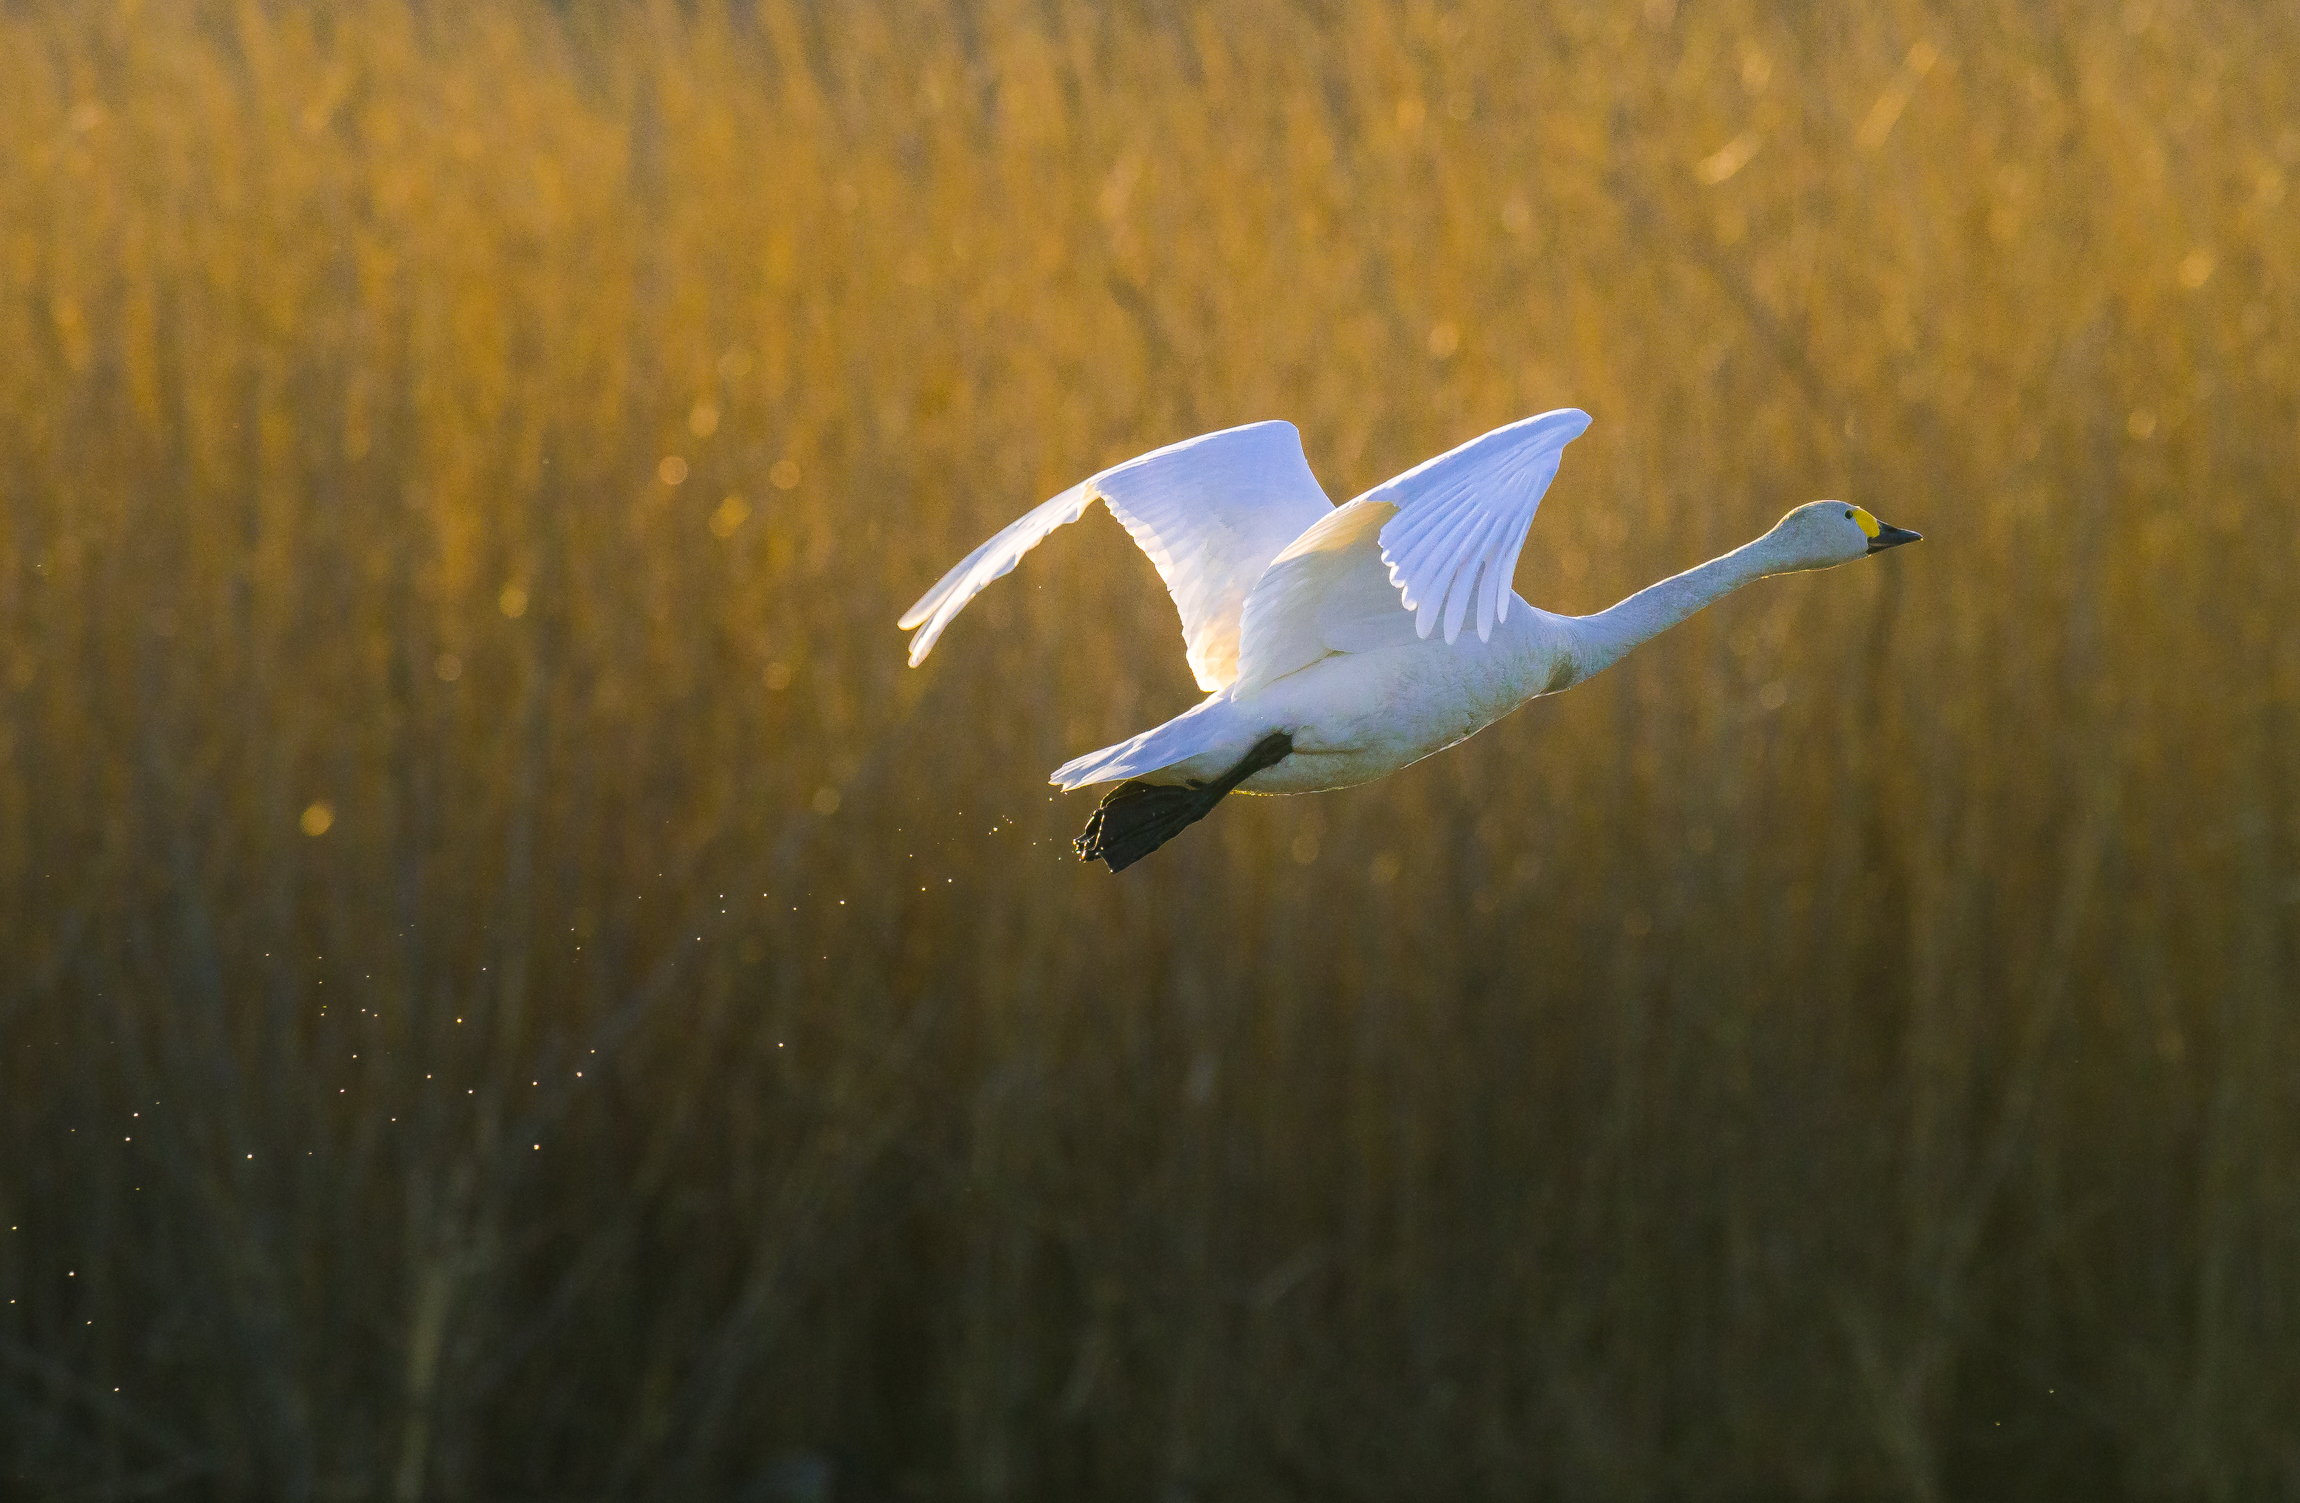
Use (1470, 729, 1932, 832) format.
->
(1560, 535, 1778, 684)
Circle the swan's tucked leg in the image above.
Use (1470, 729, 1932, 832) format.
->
(1074, 732, 1293, 872)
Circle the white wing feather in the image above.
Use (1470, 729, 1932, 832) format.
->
(1372, 408, 1591, 645)
(899, 422, 1332, 690)
(1232, 497, 1413, 693)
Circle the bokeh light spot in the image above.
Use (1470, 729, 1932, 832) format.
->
(709, 494, 751, 538)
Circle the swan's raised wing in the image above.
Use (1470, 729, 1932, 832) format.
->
(1231, 410, 1590, 692)
(1232, 497, 1418, 692)
(1374, 408, 1591, 645)
(898, 422, 1333, 690)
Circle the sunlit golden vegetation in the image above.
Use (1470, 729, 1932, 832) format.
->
(3, 0, 2298, 1496)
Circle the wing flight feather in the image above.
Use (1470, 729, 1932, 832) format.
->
(1230, 409, 1591, 691)
(1373, 408, 1591, 645)
(900, 422, 1333, 690)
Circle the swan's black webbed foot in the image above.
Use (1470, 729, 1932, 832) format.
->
(1075, 732, 1293, 872)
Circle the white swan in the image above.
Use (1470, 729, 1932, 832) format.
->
(900, 411, 1919, 870)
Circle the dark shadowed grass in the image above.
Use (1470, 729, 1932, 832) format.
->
(2, 0, 2296, 1497)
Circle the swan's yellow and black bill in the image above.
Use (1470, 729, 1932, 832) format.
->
(1866, 521, 1922, 554)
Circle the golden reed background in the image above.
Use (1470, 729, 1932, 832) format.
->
(3, 0, 2297, 1497)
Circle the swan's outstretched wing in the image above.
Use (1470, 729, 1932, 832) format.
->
(1230, 498, 1409, 692)
(1231, 410, 1590, 691)
(898, 422, 1333, 690)
(1373, 408, 1591, 645)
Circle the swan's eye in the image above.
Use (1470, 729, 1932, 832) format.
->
(1843, 510, 1853, 520)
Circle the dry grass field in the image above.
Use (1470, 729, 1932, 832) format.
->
(3, 0, 2297, 1497)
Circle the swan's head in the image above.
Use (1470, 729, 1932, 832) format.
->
(1761, 501, 1921, 574)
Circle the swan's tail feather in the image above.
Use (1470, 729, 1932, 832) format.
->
(1074, 732, 1293, 872)
(1050, 693, 1237, 790)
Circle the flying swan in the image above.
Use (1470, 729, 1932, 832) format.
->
(899, 411, 1918, 870)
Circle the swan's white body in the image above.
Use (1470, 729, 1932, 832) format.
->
(900, 412, 1914, 803)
